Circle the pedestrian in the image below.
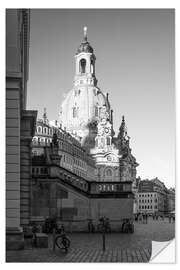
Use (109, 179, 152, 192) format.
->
(88, 219, 94, 233)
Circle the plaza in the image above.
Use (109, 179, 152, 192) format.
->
(6, 217, 175, 262)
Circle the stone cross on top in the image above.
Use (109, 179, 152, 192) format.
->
(83, 26, 88, 42)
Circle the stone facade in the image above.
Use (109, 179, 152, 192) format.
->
(6, 9, 37, 249)
(137, 178, 169, 214)
(31, 143, 134, 231)
(30, 27, 138, 231)
(165, 188, 175, 213)
(32, 113, 97, 181)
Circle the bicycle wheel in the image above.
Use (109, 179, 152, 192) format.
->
(62, 237, 70, 249)
(55, 236, 70, 251)
(55, 236, 65, 249)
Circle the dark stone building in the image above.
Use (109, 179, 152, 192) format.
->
(6, 9, 37, 250)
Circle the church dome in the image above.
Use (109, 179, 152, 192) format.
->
(77, 41, 94, 54)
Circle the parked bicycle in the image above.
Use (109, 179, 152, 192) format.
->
(55, 225, 70, 252)
(97, 217, 111, 233)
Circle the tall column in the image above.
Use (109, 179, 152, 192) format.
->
(6, 79, 23, 250)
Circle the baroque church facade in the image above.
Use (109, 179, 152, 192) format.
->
(30, 27, 139, 229)
(59, 27, 138, 183)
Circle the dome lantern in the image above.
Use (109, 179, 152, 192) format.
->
(76, 26, 94, 54)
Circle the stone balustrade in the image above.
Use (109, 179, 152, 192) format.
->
(32, 164, 133, 196)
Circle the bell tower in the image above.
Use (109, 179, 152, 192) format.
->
(74, 26, 97, 87)
(59, 27, 111, 148)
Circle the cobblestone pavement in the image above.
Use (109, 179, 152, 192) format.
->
(6, 218, 175, 263)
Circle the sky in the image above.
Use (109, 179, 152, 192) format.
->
(27, 9, 175, 188)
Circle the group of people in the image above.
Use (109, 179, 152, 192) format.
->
(121, 219, 134, 233)
(134, 212, 175, 224)
(88, 217, 111, 233)
(168, 215, 175, 223)
(88, 217, 134, 233)
(134, 213, 149, 223)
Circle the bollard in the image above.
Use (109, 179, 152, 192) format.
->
(53, 228, 56, 251)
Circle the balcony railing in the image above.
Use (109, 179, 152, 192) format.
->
(32, 141, 51, 147)
(32, 165, 133, 196)
(90, 182, 132, 194)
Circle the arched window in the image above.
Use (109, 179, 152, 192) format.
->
(106, 168, 112, 177)
(38, 126, 41, 133)
(80, 58, 86, 73)
(107, 137, 111, 146)
(91, 59, 94, 74)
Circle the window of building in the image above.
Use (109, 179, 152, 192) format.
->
(38, 126, 41, 133)
(91, 59, 94, 74)
(95, 106, 98, 117)
(33, 151, 37, 156)
(106, 169, 112, 177)
(80, 58, 86, 73)
(107, 137, 111, 146)
(100, 138, 105, 148)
